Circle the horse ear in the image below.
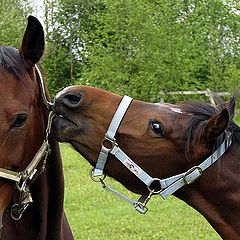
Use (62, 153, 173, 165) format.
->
(20, 16, 44, 68)
(202, 108, 229, 143)
(225, 96, 235, 120)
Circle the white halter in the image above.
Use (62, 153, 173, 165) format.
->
(91, 96, 232, 214)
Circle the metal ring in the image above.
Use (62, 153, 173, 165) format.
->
(147, 178, 162, 194)
(89, 168, 106, 182)
(10, 204, 22, 221)
(11, 203, 29, 221)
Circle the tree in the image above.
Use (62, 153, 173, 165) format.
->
(0, 0, 31, 47)
(42, 0, 105, 95)
(43, 0, 240, 102)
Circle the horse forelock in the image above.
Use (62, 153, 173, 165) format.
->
(0, 46, 29, 81)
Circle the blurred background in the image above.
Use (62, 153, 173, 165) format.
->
(1, 0, 240, 106)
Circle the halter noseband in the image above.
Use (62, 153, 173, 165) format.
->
(90, 96, 233, 214)
(0, 65, 54, 220)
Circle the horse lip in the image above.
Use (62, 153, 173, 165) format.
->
(55, 113, 78, 127)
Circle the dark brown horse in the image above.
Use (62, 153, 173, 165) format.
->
(0, 17, 73, 239)
(53, 85, 240, 240)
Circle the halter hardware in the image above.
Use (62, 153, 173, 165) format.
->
(90, 95, 233, 214)
(147, 178, 162, 194)
(0, 65, 54, 220)
(89, 168, 106, 182)
(183, 166, 202, 185)
(102, 136, 117, 151)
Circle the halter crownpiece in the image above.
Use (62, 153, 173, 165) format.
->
(90, 95, 233, 214)
(35, 65, 54, 110)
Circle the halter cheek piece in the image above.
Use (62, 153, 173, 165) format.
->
(90, 96, 233, 214)
(0, 65, 54, 220)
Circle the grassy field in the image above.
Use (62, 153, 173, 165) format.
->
(61, 143, 221, 240)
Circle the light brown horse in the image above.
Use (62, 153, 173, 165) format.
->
(53, 85, 240, 240)
(0, 17, 73, 239)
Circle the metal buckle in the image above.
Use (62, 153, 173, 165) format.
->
(134, 190, 154, 214)
(134, 202, 148, 214)
(225, 131, 232, 149)
(101, 135, 117, 151)
(183, 166, 202, 185)
(89, 168, 106, 182)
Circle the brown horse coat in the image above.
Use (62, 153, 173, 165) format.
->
(0, 16, 73, 239)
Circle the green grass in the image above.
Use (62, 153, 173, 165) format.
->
(61, 143, 221, 240)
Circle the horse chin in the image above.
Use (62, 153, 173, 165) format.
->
(53, 116, 78, 142)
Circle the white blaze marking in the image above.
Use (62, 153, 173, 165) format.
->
(169, 107, 183, 114)
(55, 86, 74, 99)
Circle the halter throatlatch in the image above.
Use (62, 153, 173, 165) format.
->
(0, 65, 54, 220)
(91, 96, 233, 214)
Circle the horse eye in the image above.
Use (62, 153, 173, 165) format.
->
(12, 114, 28, 128)
(150, 121, 164, 137)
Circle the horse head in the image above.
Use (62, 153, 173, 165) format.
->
(0, 16, 73, 239)
(0, 15, 45, 224)
(53, 86, 233, 191)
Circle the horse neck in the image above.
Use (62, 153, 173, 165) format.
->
(38, 138, 73, 239)
(177, 141, 240, 240)
(2, 110, 73, 239)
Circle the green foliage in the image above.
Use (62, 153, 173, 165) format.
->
(42, 0, 105, 95)
(45, 0, 240, 102)
(2, 0, 240, 104)
(0, 0, 31, 47)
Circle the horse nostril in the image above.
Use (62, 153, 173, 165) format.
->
(62, 93, 81, 108)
